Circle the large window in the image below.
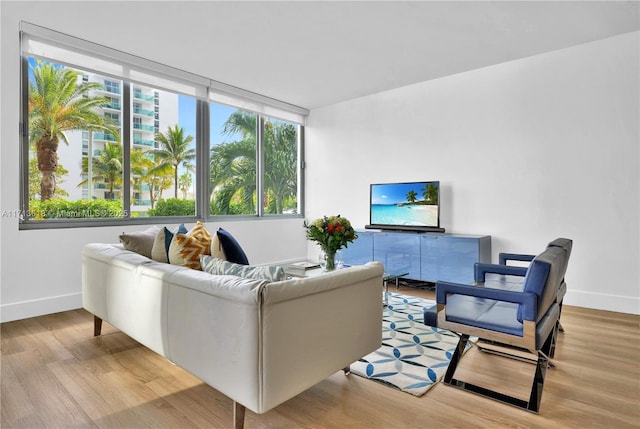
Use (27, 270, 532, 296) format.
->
(19, 23, 307, 228)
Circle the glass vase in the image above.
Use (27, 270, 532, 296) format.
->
(320, 249, 337, 271)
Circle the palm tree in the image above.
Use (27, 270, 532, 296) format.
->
(210, 111, 298, 215)
(422, 183, 439, 205)
(263, 120, 298, 214)
(79, 142, 123, 200)
(28, 60, 119, 201)
(178, 171, 193, 199)
(28, 157, 69, 200)
(154, 125, 195, 198)
(210, 139, 256, 214)
(130, 148, 172, 209)
(406, 190, 417, 203)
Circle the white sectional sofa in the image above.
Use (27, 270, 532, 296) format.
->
(82, 243, 384, 429)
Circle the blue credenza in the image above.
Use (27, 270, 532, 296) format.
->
(341, 229, 491, 284)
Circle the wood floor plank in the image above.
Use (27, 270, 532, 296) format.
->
(1, 287, 639, 428)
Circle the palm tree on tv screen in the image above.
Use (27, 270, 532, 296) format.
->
(28, 60, 119, 201)
(422, 183, 439, 205)
(406, 189, 417, 203)
(154, 125, 195, 199)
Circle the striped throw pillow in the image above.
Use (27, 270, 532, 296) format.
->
(200, 256, 286, 282)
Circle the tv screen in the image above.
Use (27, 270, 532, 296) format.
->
(367, 181, 442, 232)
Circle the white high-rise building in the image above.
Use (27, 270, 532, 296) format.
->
(57, 72, 179, 214)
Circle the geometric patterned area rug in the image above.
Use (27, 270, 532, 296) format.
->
(351, 292, 464, 397)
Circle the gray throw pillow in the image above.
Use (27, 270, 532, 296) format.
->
(200, 255, 286, 282)
(119, 225, 161, 259)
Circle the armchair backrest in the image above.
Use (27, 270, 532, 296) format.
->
(547, 238, 572, 282)
(522, 246, 567, 322)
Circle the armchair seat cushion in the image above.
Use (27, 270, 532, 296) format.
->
(445, 295, 523, 337)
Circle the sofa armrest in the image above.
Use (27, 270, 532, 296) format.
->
(498, 252, 536, 265)
(475, 262, 528, 282)
(262, 261, 384, 305)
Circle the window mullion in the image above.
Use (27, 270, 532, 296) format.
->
(197, 100, 210, 220)
(256, 116, 265, 217)
(122, 81, 131, 217)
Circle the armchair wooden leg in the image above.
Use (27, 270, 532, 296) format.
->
(233, 401, 245, 429)
(93, 316, 103, 337)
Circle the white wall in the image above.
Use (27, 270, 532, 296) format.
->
(0, 6, 307, 323)
(2, 2, 638, 321)
(306, 32, 639, 314)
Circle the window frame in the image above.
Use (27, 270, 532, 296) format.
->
(18, 23, 307, 230)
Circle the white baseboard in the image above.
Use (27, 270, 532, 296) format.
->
(1, 287, 637, 323)
(564, 289, 640, 315)
(1, 292, 82, 323)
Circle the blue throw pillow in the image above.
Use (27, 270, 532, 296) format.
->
(217, 228, 249, 265)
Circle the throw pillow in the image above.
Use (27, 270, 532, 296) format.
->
(210, 233, 226, 260)
(119, 225, 161, 259)
(151, 224, 188, 263)
(200, 255, 286, 282)
(189, 221, 213, 250)
(217, 228, 249, 265)
(168, 222, 213, 270)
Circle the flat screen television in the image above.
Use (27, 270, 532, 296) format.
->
(365, 181, 445, 232)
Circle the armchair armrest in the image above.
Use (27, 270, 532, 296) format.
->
(436, 280, 537, 322)
(498, 252, 536, 265)
(475, 263, 528, 282)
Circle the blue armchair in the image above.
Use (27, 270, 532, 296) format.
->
(476, 238, 572, 357)
(429, 245, 568, 412)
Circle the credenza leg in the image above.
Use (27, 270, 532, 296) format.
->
(94, 315, 103, 337)
(233, 401, 245, 429)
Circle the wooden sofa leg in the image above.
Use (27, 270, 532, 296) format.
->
(94, 316, 103, 337)
(234, 401, 245, 429)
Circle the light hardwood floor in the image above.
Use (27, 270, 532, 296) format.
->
(2, 286, 639, 428)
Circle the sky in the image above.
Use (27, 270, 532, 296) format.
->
(371, 181, 438, 205)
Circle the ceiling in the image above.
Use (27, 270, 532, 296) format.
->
(20, 1, 640, 110)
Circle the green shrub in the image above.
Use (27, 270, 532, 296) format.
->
(29, 199, 125, 219)
(148, 198, 195, 216)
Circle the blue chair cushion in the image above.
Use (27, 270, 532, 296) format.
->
(423, 306, 438, 327)
(445, 294, 523, 337)
(217, 228, 249, 265)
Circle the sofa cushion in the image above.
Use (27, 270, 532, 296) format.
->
(119, 225, 160, 258)
(168, 222, 213, 270)
(200, 256, 286, 282)
(151, 224, 188, 263)
(217, 228, 249, 265)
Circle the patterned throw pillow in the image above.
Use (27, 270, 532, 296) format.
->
(200, 255, 286, 282)
(168, 222, 213, 270)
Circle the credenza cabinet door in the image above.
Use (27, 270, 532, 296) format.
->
(420, 234, 491, 284)
(372, 232, 421, 279)
(341, 230, 374, 266)
(341, 230, 491, 283)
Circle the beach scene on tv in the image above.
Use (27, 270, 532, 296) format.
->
(370, 182, 439, 227)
